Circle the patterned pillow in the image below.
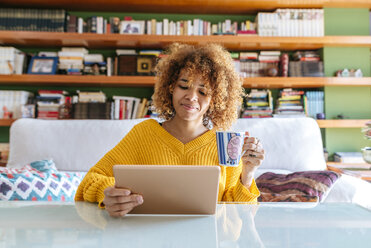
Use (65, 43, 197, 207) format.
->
(256, 170, 341, 202)
(0, 160, 85, 201)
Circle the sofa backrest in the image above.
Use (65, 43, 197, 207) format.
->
(7, 117, 326, 172)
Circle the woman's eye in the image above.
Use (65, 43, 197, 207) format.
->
(199, 91, 206, 96)
(179, 85, 188, 90)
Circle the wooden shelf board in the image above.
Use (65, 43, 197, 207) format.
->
(1, 75, 371, 88)
(3, 0, 371, 14)
(2, 31, 371, 50)
(0, 119, 16, 127)
(0, 75, 156, 87)
(243, 77, 371, 88)
(317, 119, 371, 128)
(327, 163, 371, 181)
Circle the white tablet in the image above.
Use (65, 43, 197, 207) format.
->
(113, 165, 220, 215)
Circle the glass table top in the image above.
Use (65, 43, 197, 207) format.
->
(1, 201, 371, 248)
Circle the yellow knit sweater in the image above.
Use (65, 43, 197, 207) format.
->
(75, 119, 260, 207)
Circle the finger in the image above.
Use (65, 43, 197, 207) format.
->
(244, 137, 258, 144)
(255, 146, 265, 153)
(108, 194, 143, 205)
(243, 143, 258, 150)
(107, 200, 142, 212)
(109, 208, 132, 217)
(245, 152, 265, 160)
(242, 149, 263, 158)
(105, 187, 131, 197)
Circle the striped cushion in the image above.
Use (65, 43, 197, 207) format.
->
(256, 170, 341, 202)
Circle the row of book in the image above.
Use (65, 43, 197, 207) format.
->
(0, 8, 66, 32)
(71, 16, 257, 36)
(233, 50, 324, 78)
(256, 9, 324, 37)
(240, 89, 324, 119)
(0, 8, 324, 37)
(19, 90, 155, 120)
(0, 88, 325, 120)
(1, 46, 325, 78)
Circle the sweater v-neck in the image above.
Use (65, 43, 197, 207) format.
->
(144, 119, 215, 154)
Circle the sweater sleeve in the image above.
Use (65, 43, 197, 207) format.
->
(74, 125, 140, 208)
(221, 162, 260, 203)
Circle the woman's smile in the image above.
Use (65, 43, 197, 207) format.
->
(181, 103, 199, 111)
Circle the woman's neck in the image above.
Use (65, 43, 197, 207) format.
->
(162, 117, 209, 144)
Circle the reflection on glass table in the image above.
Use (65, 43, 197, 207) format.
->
(0, 201, 371, 247)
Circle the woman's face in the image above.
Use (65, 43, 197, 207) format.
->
(171, 69, 211, 124)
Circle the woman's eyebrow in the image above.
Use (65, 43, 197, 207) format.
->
(180, 78, 188, 82)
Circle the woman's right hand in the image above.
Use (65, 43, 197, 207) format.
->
(103, 186, 144, 217)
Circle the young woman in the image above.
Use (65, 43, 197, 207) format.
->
(75, 43, 265, 217)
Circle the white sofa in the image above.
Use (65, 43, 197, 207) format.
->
(6, 117, 371, 207)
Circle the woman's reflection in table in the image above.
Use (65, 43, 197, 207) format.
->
(216, 203, 265, 248)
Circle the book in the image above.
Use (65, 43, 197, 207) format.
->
(334, 152, 365, 164)
(113, 96, 141, 119)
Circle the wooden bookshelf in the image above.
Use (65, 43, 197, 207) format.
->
(317, 119, 371, 128)
(327, 162, 371, 181)
(2, 31, 371, 51)
(0, 75, 156, 87)
(0, 119, 16, 127)
(1, 75, 371, 88)
(243, 77, 371, 88)
(3, 0, 371, 14)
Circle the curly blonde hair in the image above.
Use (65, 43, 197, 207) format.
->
(152, 43, 244, 130)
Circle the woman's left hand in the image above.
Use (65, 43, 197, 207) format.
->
(241, 131, 265, 188)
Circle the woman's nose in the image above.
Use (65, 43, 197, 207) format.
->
(185, 89, 198, 101)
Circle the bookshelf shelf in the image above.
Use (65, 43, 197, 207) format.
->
(0, 118, 368, 128)
(243, 77, 371, 88)
(3, 0, 371, 14)
(0, 119, 16, 127)
(0, 75, 156, 87)
(2, 31, 371, 51)
(1, 75, 371, 88)
(316, 119, 371, 128)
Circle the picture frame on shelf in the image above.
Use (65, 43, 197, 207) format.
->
(120, 20, 145, 34)
(27, 56, 58, 75)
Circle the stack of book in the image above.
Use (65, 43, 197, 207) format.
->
(36, 90, 67, 119)
(273, 89, 306, 118)
(0, 47, 26, 75)
(289, 51, 324, 77)
(58, 47, 87, 75)
(241, 89, 273, 118)
(73, 91, 110, 119)
(334, 152, 365, 164)
(259, 51, 281, 62)
(239, 51, 280, 77)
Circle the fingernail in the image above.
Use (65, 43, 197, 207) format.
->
(124, 191, 130, 196)
(137, 196, 143, 204)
